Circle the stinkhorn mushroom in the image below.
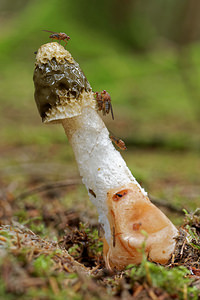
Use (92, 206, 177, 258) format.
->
(33, 42, 178, 270)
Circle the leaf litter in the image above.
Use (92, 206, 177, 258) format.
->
(0, 186, 200, 299)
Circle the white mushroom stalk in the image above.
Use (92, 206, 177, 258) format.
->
(33, 42, 178, 270)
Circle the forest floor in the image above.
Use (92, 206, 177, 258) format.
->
(1, 133, 200, 299)
(1, 18, 200, 298)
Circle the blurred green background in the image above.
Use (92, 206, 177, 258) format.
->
(0, 0, 200, 223)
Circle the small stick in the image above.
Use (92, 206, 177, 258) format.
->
(15, 179, 81, 200)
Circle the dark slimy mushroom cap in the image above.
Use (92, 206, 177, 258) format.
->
(33, 43, 95, 123)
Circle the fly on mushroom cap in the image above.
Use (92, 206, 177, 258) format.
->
(33, 42, 95, 123)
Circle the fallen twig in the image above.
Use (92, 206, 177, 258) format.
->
(15, 179, 81, 200)
(149, 195, 184, 214)
(15, 180, 184, 214)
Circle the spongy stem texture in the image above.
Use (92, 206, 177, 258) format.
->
(62, 106, 147, 242)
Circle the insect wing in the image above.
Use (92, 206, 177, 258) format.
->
(110, 103, 114, 120)
(42, 30, 57, 34)
(105, 101, 110, 114)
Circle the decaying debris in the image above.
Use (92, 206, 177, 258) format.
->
(0, 222, 88, 273)
(61, 224, 103, 268)
(0, 208, 200, 299)
(170, 209, 200, 269)
(0, 222, 109, 298)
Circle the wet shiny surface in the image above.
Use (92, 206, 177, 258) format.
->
(33, 58, 91, 121)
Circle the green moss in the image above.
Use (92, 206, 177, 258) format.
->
(127, 258, 199, 299)
(33, 254, 54, 277)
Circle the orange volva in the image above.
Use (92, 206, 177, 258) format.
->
(104, 183, 178, 270)
(43, 30, 70, 46)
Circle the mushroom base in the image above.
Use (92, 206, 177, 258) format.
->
(103, 183, 178, 270)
